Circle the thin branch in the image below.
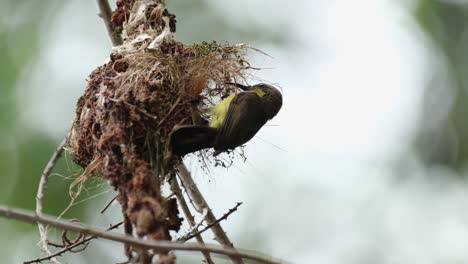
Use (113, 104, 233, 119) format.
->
(24, 222, 123, 264)
(0, 206, 284, 264)
(36, 137, 67, 264)
(177, 210, 206, 240)
(170, 177, 214, 264)
(100, 195, 117, 214)
(33, 1, 119, 257)
(96, 0, 123, 46)
(176, 163, 244, 264)
(180, 202, 242, 242)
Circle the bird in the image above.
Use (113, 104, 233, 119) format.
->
(169, 83, 282, 156)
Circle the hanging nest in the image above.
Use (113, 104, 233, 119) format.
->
(66, 0, 253, 262)
(69, 40, 249, 172)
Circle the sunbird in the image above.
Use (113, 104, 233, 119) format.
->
(170, 83, 283, 156)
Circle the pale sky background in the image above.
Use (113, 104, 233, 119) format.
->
(9, 0, 468, 263)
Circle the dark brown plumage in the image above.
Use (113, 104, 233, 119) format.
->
(169, 83, 282, 156)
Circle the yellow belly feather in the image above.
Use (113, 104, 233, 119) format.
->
(209, 94, 235, 128)
(208, 88, 264, 128)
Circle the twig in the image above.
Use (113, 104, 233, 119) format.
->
(100, 195, 118, 214)
(169, 177, 214, 264)
(24, 222, 123, 264)
(35, 137, 67, 264)
(109, 98, 158, 121)
(0, 205, 284, 264)
(96, 0, 123, 46)
(48, 241, 66, 248)
(181, 184, 203, 214)
(180, 202, 242, 242)
(178, 210, 206, 240)
(157, 97, 182, 128)
(176, 163, 245, 264)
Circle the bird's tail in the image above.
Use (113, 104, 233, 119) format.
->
(169, 125, 218, 156)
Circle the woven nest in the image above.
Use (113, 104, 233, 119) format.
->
(66, 0, 255, 260)
(69, 41, 249, 173)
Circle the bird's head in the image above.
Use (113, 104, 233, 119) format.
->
(228, 82, 283, 119)
(227, 82, 278, 95)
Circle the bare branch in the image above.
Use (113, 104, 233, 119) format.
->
(96, 0, 122, 46)
(36, 137, 67, 264)
(170, 177, 214, 264)
(24, 222, 123, 264)
(180, 202, 242, 242)
(0, 205, 284, 264)
(177, 211, 206, 240)
(176, 163, 244, 264)
(100, 195, 117, 214)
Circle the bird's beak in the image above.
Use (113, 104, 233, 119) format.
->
(226, 82, 252, 91)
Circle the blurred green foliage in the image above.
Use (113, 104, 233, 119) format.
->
(415, 1, 468, 169)
(167, 0, 292, 45)
(0, 0, 90, 227)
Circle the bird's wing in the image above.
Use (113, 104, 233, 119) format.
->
(215, 92, 267, 151)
